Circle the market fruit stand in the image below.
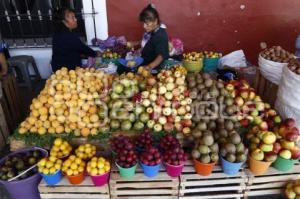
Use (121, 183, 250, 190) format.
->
(2, 48, 300, 199)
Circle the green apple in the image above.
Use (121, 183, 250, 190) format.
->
(139, 112, 150, 123)
(113, 83, 124, 94)
(260, 143, 273, 152)
(147, 120, 155, 129)
(279, 149, 292, 159)
(251, 149, 264, 161)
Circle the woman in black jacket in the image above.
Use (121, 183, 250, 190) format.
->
(51, 8, 99, 72)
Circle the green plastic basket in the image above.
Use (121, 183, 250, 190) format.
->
(183, 59, 203, 72)
(272, 156, 297, 172)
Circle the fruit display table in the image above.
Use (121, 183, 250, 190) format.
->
(244, 161, 300, 198)
(179, 160, 247, 199)
(109, 163, 179, 199)
(38, 177, 110, 199)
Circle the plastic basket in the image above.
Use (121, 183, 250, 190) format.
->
(183, 59, 203, 72)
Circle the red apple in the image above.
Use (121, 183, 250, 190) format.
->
(164, 123, 174, 132)
(183, 90, 190, 97)
(167, 116, 175, 123)
(260, 121, 268, 131)
(285, 118, 296, 128)
(264, 151, 277, 162)
(240, 119, 250, 127)
(291, 148, 300, 159)
(273, 142, 282, 154)
(291, 127, 299, 135)
(266, 119, 275, 129)
(267, 109, 277, 117)
(156, 96, 166, 106)
(285, 132, 299, 142)
(181, 119, 192, 127)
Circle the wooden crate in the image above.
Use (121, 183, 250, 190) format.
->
(179, 160, 247, 199)
(254, 70, 278, 107)
(244, 162, 300, 198)
(0, 74, 23, 132)
(39, 177, 110, 199)
(109, 163, 179, 199)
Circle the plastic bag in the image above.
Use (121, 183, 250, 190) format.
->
(275, 66, 300, 128)
(169, 38, 183, 56)
(218, 50, 247, 68)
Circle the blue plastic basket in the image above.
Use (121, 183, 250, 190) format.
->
(203, 57, 219, 72)
(118, 57, 144, 72)
(41, 170, 62, 185)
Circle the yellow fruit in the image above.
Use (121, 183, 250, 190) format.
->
(54, 163, 61, 170)
(91, 161, 97, 168)
(98, 169, 105, 175)
(54, 138, 63, 146)
(64, 160, 72, 167)
(85, 147, 92, 154)
(78, 166, 84, 173)
(97, 162, 104, 169)
(91, 168, 98, 176)
(90, 114, 99, 123)
(46, 161, 54, 169)
(49, 156, 57, 162)
(66, 169, 73, 176)
(43, 168, 50, 175)
(75, 158, 82, 165)
(38, 159, 47, 167)
(69, 155, 76, 161)
(32, 110, 39, 117)
(104, 165, 110, 172)
(91, 157, 97, 162)
(49, 167, 56, 174)
(38, 127, 46, 135)
(70, 163, 78, 170)
(39, 107, 48, 115)
(81, 128, 90, 137)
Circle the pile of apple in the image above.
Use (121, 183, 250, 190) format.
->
(139, 147, 161, 166)
(285, 180, 300, 199)
(140, 65, 192, 134)
(225, 79, 281, 130)
(163, 147, 187, 166)
(110, 135, 134, 154)
(115, 149, 138, 168)
(219, 132, 248, 163)
(159, 134, 180, 152)
(192, 131, 219, 164)
(135, 128, 154, 150)
(247, 128, 278, 162)
(273, 118, 300, 160)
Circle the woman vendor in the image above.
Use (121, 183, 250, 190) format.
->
(51, 8, 100, 72)
(124, 4, 169, 74)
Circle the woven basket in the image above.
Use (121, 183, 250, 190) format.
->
(183, 59, 203, 72)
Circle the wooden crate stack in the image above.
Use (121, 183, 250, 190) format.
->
(109, 164, 179, 199)
(39, 177, 110, 199)
(179, 160, 247, 199)
(244, 162, 300, 198)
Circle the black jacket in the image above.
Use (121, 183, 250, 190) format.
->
(51, 31, 96, 72)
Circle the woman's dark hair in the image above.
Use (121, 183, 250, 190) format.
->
(53, 7, 75, 33)
(139, 4, 160, 23)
